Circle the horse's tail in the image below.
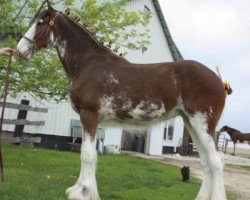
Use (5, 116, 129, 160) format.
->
(224, 81, 233, 95)
(215, 66, 222, 79)
(215, 66, 233, 95)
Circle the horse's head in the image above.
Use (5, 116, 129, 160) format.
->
(17, 2, 59, 58)
(219, 125, 229, 133)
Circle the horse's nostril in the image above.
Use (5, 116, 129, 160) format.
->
(16, 50, 22, 56)
(16, 50, 26, 58)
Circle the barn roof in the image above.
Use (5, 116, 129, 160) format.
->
(152, 0, 183, 61)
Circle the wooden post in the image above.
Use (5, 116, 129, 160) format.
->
(181, 127, 190, 155)
(13, 99, 30, 144)
(215, 131, 220, 151)
(224, 139, 228, 154)
(0, 52, 12, 182)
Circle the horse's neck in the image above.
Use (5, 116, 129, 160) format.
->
(55, 19, 107, 79)
(226, 127, 240, 136)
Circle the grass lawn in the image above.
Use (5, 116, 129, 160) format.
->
(0, 145, 201, 200)
(226, 164, 250, 171)
(239, 165, 250, 171)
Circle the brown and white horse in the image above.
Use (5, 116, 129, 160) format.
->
(17, 4, 230, 200)
(219, 125, 250, 155)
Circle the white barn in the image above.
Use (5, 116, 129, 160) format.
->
(1, 0, 185, 155)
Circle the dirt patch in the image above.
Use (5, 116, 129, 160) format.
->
(126, 151, 250, 200)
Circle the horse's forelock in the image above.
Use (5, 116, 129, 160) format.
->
(37, 9, 58, 22)
(37, 10, 50, 20)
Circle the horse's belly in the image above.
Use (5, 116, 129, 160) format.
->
(99, 97, 177, 126)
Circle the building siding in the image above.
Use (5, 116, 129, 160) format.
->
(125, 0, 174, 63)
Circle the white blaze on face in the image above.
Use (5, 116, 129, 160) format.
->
(17, 23, 37, 58)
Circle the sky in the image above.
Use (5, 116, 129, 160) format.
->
(158, 0, 250, 132)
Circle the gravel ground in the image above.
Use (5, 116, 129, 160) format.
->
(126, 151, 250, 200)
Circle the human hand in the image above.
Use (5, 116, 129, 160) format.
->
(0, 47, 15, 56)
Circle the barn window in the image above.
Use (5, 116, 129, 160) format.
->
(142, 45, 147, 53)
(163, 124, 174, 141)
(163, 127, 167, 140)
(167, 125, 174, 140)
(163, 119, 175, 141)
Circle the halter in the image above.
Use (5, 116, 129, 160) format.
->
(22, 36, 35, 44)
(22, 12, 60, 46)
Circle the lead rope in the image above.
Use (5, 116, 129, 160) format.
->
(0, 50, 13, 182)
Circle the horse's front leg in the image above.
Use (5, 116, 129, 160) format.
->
(66, 111, 100, 200)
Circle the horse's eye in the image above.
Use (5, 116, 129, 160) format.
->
(37, 19, 44, 26)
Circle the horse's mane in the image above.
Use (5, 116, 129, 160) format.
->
(61, 11, 124, 59)
(224, 126, 241, 134)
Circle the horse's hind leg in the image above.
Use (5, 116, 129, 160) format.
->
(183, 112, 226, 200)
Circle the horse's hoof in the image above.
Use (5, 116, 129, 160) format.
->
(66, 184, 100, 200)
(66, 183, 80, 195)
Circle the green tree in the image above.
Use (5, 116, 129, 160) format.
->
(0, 0, 152, 102)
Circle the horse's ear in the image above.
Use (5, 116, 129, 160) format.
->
(46, 0, 55, 11)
